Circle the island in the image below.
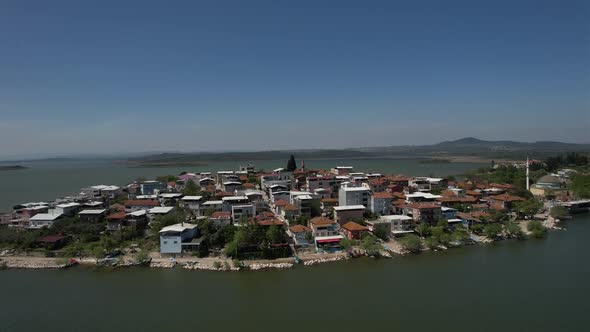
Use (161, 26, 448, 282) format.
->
(0, 165, 28, 171)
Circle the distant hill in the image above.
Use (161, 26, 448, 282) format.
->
(122, 138, 590, 165)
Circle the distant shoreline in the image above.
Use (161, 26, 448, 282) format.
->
(0, 165, 28, 171)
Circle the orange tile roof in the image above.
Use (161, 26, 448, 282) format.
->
(342, 221, 368, 232)
(289, 224, 311, 233)
(408, 202, 440, 210)
(211, 211, 231, 219)
(257, 219, 284, 226)
(274, 200, 288, 207)
(283, 204, 298, 211)
(106, 212, 126, 220)
(373, 192, 395, 199)
(310, 216, 336, 226)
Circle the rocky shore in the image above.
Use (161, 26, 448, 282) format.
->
(303, 256, 346, 266)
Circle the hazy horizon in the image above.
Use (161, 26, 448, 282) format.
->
(1, 0, 589, 159)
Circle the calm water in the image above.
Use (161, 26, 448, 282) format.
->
(1, 214, 589, 332)
(0, 158, 485, 211)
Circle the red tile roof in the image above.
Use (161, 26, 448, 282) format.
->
(373, 192, 395, 199)
(283, 204, 298, 211)
(408, 202, 440, 210)
(274, 200, 288, 207)
(310, 216, 336, 226)
(211, 211, 231, 219)
(106, 212, 127, 220)
(342, 221, 368, 232)
(257, 218, 284, 226)
(289, 224, 311, 233)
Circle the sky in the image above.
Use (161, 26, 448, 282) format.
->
(0, 0, 589, 159)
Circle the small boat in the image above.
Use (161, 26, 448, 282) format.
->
(294, 256, 301, 264)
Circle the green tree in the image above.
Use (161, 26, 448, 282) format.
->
(515, 199, 542, 218)
(286, 155, 297, 172)
(527, 221, 547, 239)
(570, 174, 590, 199)
(399, 234, 422, 253)
(415, 223, 431, 238)
(340, 238, 355, 250)
(483, 223, 503, 239)
(266, 225, 284, 244)
(505, 221, 525, 239)
(360, 234, 381, 255)
(183, 179, 201, 196)
(425, 237, 440, 249)
(150, 211, 187, 235)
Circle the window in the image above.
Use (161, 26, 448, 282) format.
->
(173, 241, 178, 244)
(163, 241, 168, 244)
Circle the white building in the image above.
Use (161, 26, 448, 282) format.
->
(28, 213, 63, 229)
(338, 186, 371, 207)
(159, 223, 199, 255)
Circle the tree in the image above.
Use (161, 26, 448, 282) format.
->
(266, 225, 284, 244)
(527, 221, 547, 239)
(415, 223, 431, 238)
(399, 234, 422, 253)
(340, 238, 355, 250)
(549, 205, 568, 219)
(425, 237, 439, 249)
(360, 234, 381, 255)
(505, 221, 525, 239)
(483, 223, 503, 239)
(515, 199, 542, 218)
(570, 174, 590, 199)
(183, 179, 201, 196)
(286, 155, 297, 172)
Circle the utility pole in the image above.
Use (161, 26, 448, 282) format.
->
(526, 156, 530, 191)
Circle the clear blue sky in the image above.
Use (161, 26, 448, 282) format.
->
(0, 0, 588, 158)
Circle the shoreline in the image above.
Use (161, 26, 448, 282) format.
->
(0, 218, 567, 271)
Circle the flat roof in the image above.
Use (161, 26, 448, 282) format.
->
(335, 166, 353, 169)
(148, 207, 175, 214)
(447, 218, 463, 223)
(405, 193, 442, 199)
(79, 209, 106, 215)
(392, 230, 415, 234)
(30, 213, 62, 221)
(341, 186, 370, 192)
(222, 196, 248, 201)
(159, 193, 183, 198)
(334, 205, 366, 211)
(128, 210, 147, 217)
(202, 200, 223, 205)
(379, 215, 413, 221)
(56, 202, 80, 208)
(181, 196, 203, 201)
(159, 223, 197, 233)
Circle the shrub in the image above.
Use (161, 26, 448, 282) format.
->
(399, 234, 422, 253)
(527, 221, 547, 239)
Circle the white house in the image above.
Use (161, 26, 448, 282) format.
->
(159, 223, 199, 255)
(28, 213, 63, 229)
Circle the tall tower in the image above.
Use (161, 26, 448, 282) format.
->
(526, 156, 530, 191)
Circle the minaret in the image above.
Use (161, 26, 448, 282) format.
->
(526, 156, 530, 191)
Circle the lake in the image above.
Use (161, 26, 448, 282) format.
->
(1, 214, 589, 332)
(0, 158, 486, 211)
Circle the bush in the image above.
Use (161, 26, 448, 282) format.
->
(212, 261, 222, 269)
(340, 238, 355, 250)
(483, 223, 503, 239)
(549, 206, 568, 219)
(527, 221, 547, 239)
(399, 234, 422, 253)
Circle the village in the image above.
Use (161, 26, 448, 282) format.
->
(1, 155, 589, 271)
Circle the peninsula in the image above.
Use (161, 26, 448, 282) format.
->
(1, 152, 589, 271)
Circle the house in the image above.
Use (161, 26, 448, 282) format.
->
(260, 172, 292, 191)
(78, 209, 107, 222)
(365, 219, 392, 238)
(223, 181, 244, 193)
(140, 181, 166, 195)
(54, 202, 81, 217)
(124, 199, 161, 212)
(306, 175, 341, 195)
(159, 223, 199, 255)
(199, 177, 216, 187)
(28, 213, 63, 229)
(148, 206, 175, 219)
(320, 198, 339, 213)
(201, 200, 223, 215)
(180, 196, 204, 214)
(309, 217, 343, 250)
(126, 210, 149, 230)
(38, 234, 69, 249)
(158, 193, 183, 205)
(405, 192, 442, 203)
(405, 203, 442, 225)
(106, 211, 127, 231)
(333, 205, 365, 225)
(341, 221, 368, 240)
(231, 204, 256, 223)
(485, 194, 526, 210)
(441, 206, 457, 220)
(331, 166, 354, 176)
(370, 192, 395, 215)
(379, 215, 414, 236)
(210, 211, 232, 227)
(288, 224, 312, 245)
